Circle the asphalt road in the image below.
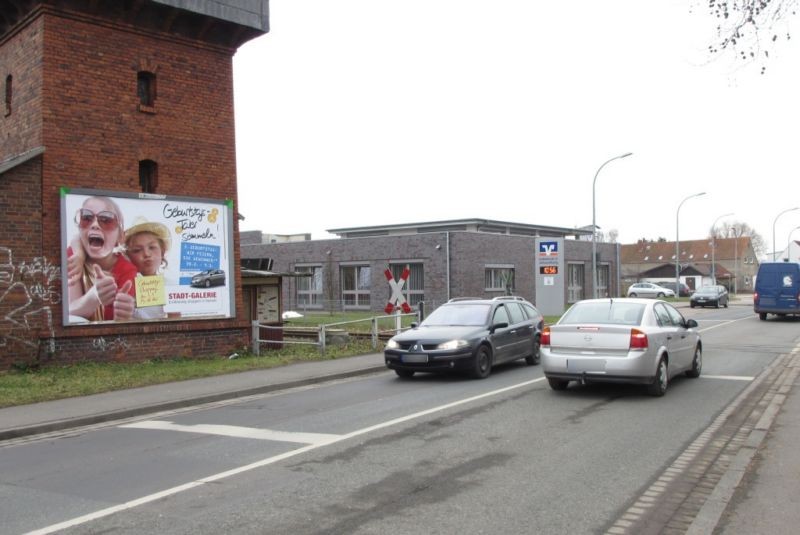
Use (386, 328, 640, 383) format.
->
(2, 306, 797, 535)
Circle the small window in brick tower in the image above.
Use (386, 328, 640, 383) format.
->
(139, 160, 158, 193)
(4, 75, 11, 116)
(137, 71, 156, 107)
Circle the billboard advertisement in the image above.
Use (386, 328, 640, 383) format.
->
(60, 188, 235, 325)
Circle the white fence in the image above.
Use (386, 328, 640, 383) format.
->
(251, 311, 421, 356)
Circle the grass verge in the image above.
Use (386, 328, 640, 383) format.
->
(0, 339, 377, 409)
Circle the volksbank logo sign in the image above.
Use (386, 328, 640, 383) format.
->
(539, 241, 559, 256)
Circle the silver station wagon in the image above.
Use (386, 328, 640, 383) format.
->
(541, 298, 702, 396)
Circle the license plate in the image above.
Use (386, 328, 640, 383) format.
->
(403, 354, 428, 363)
(567, 358, 606, 373)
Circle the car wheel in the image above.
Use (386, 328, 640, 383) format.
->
(715, 301, 720, 308)
(724, 300, 728, 308)
(686, 345, 702, 378)
(395, 369, 415, 379)
(471, 345, 492, 379)
(547, 377, 569, 391)
(657, 292, 665, 298)
(647, 357, 668, 397)
(759, 312, 767, 321)
(525, 335, 541, 366)
(205, 279, 211, 288)
(690, 303, 695, 308)
(629, 293, 637, 297)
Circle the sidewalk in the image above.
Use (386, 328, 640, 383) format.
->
(0, 352, 386, 441)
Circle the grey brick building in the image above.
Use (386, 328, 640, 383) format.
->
(241, 219, 621, 315)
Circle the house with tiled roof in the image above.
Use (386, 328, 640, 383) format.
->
(620, 237, 759, 294)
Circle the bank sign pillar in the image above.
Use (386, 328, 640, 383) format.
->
(535, 238, 565, 316)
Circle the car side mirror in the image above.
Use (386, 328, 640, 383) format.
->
(490, 322, 509, 333)
(685, 319, 698, 329)
(410, 322, 419, 328)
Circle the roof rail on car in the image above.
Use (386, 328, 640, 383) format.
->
(492, 296, 526, 302)
(447, 297, 483, 302)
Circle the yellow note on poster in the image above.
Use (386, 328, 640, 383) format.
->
(135, 275, 166, 307)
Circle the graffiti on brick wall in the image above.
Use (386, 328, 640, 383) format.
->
(91, 336, 130, 353)
(0, 246, 56, 351)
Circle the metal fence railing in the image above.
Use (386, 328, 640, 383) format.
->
(251, 310, 422, 356)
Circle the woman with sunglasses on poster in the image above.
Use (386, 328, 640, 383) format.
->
(67, 196, 137, 322)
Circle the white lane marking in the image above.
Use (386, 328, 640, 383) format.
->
(696, 315, 752, 333)
(25, 377, 546, 535)
(119, 421, 341, 445)
(701, 375, 755, 381)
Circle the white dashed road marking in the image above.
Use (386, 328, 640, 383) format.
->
(119, 420, 342, 445)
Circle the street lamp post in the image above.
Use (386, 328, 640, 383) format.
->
(675, 192, 706, 295)
(592, 152, 632, 298)
(772, 207, 800, 261)
(710, 212, 733, 285)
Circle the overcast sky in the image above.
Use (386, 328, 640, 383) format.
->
(232, 0, 800, 255)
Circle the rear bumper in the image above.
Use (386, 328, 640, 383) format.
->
(541, 348, 657, 383)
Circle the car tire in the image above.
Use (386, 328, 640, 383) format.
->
(629, 293, 637, 297)
(395, 369, 415, 379)
(471, 345, 492, 379)
(724, 300, 728, 308)
(715, 301, 720, 308)
(525, 335, 541, 366)
(547, 377, 569, 391)
(657, 292, 665, 298)
(205, 279, 211, 288)
(759, 312, 767, 321)
(647, 357, 668, 397)
(690, 304, 695, 308)
(686, 345, 702, 378)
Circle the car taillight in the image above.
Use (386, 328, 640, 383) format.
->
(754, 291, 759, 302)
(629, 328, 648, 350)
(541, 326, 551, 347)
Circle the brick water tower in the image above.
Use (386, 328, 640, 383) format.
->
(0, 1, 269, 368)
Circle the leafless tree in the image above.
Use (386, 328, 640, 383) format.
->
(697, 0, 797, 73)
(712, 220, 767, 255)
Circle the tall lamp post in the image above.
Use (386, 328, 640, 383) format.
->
(592, 152, 632, 298)
(772, 207, 799, 261)
(675, 192, 706, 294)
(710, 212, 733, 285)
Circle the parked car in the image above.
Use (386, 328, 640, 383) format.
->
(627, 282, 675, 298)
(541, 298, 701, 396)
(384, 296, 544, 379)
(653, 281, 692, 297)
(190, 269, 226, 288)
(754, 262, 800, 320)
(689, 285, 728, 308)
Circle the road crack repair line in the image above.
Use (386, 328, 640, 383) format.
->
(604, 343, 800, 535)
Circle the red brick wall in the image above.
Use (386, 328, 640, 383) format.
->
(0, 7, 249, 369)
(0, 16, 44, 160)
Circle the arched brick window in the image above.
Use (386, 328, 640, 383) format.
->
(139, 159, 158, 193)
(4, 75, 11, 116)
(137, 71, 156, 107)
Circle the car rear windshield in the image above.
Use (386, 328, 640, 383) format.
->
(560, 301, 645, 326)
(422, 303, 491, 326)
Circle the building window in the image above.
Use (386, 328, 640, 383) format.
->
(341, 265, 371, 308)
(137, 71, 156, 110)
(485, 265, 514, 293)
(296, 265, 323, 307)
(139, 160, 158, 193)
(4, 75, 11, 116)
(390, 263, 424, 308)
(597, 264, 610, 298)
(567, 263, 585, 303)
